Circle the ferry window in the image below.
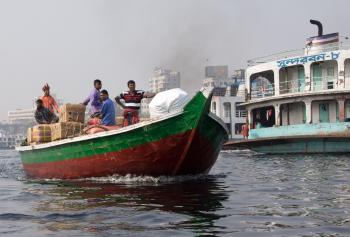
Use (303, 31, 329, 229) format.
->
(235, 103, 246, 117)
(212, 102, 216, 113)
(312, 63, 323, 91)
(250, 70, 274, 99)
(327, 67, 334, 76)
(298, 67, 305, 92)
(327, 67, 335, 89)
(345, 100, 350, 120)
(223, 102, 231, 118)
(226, 123, 231, 135)
(252, 106, 275, 128)
(235, 123, 244, 135)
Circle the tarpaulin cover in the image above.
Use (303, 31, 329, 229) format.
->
(149, 88, 190, 118)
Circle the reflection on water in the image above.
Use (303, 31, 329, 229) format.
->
(1, 150, 350, 237)
(21, 175, 230, 236)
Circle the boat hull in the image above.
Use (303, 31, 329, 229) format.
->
(224, 136, 350, 154)
(18, 91, 228, 179)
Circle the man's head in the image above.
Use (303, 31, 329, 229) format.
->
(36, 99, 43, 109)
(100, 89, 109, 101)
(42, 83, 50, 96)
(94, 79, 102, 90)
(127, 80, 136, 92)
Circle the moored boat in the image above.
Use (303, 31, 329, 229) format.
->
(224, 20, 350, 154)
(16, 88, 228, 179)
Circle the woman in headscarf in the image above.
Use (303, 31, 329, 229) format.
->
(40, 83, 60, 113)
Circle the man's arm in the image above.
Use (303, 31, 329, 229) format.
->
(98, 102, 107, 119)
(51, 97, 60, 113)
(82, 91, 92, 105)
(114, 96, 125, 109)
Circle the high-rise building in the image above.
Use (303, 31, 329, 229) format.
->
(149, 67, 180, 93)
(203, 65, 234, 88)
(203, 66, 246, 139)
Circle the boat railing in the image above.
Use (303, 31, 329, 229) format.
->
(249, 77, 340, 101)
(250, 84, 275, 99)
(279, 79, 306, 94)
(311, 77, 338, 91)
(247, 43, 350, 66)
(279, 77, 339, 94)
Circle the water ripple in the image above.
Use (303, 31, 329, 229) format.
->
(0, 150, 349, 236)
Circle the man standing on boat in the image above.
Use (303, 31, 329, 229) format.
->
(82, 79, 103, 117)
(34, 99, 59, 124)
(115, 80, 155, 126)
(99, 90, 116, 126)
(40, 83, 60, 114)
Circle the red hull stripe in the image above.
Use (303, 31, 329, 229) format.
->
(22, 130, 215, 179)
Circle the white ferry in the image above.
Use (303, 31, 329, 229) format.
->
(225, 20, 350, 153)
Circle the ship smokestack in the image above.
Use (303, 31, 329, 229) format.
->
(310, 19, 323, 36)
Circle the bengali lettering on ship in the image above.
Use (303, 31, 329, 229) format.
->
(277, 52, 340, 68)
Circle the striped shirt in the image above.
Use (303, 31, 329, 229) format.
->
(119, 90, 145, 109)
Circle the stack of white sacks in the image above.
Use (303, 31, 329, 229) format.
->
(149, 88, 190, 119)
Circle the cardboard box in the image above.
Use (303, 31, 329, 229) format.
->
(28, 125, 52, 143)
(50, 122, 84, 141)
(27, 127, 32, 144)
(59, 104, 86, 123)
(116, 116, 124, 125)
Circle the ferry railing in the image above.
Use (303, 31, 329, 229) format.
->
(279, 77, 338, 94)
(279, 79, 305, 94)
(250, 85, 275, 99)
(247, 43, 350, 66)
(311, 78, 337, 91)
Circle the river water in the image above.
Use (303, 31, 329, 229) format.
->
(0, 150, 349, 237)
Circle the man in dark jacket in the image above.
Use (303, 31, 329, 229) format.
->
(34, 99, 59, 124)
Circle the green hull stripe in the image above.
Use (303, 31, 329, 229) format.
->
(21, 92, 218, 164)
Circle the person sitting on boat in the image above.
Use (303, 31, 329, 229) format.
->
(40, 83, 60, 114)
(34, 99, 59, 124)
(99, 89, 116, 126)
(115, 80, 155, 126)
(82, 79, 103, 118)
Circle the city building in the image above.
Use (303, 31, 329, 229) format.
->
(140, 98, 152, 117)
(149, 67, 180, 93)
(204, 66, 246, 139)
(7, 108, 35, 124)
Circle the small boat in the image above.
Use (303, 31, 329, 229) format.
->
(16, 88, 228, 179)
(224, 20, 350, 154)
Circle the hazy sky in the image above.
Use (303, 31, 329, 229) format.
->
(0, 0, 349, 120)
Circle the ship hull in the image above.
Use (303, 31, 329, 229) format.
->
(224, 136, 350, 154)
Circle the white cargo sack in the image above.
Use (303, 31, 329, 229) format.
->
(149, 88, 190, 118)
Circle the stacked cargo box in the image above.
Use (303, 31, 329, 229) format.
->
(50, 122, 84, 141)
(27, 104, 86, 144)
(50, 104, 86, 141)
(27, 125, 52, 144)
(59, 104, 86, 123)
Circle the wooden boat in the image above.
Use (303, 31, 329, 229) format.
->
(16, 88, 228, 179)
